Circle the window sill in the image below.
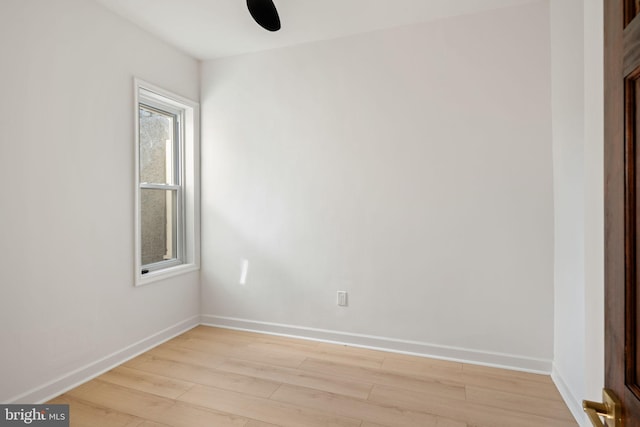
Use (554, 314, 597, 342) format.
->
(135, 263, 199, 287)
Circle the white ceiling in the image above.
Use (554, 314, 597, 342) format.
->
(93, 0, 537, 60)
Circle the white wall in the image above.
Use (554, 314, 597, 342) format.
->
(550, 1, 604, 424)
(583, 0, 605, 411)
(0, 0, 200, 403)
(200, 2, 555, 370)
(550, 0, 586, 419)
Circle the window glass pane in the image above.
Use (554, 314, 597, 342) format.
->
(141, 189, 177, 265)
(139, 105, 175, 184)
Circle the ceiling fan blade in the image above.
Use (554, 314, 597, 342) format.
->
(247, 0, 281, 32)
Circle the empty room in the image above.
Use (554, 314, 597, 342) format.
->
(0, 0, 625, 426)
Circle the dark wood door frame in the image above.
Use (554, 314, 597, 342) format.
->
(605, 0, 640, 424)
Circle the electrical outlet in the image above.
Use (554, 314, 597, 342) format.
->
(337, 291, 348, 307)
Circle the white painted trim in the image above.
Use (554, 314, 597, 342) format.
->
(552, 364, 588, 427)
(136, 263, 199, 287)
(201, 315, 552, 374)
(133, 77, 201, 287)
(7, 316, 200, 404)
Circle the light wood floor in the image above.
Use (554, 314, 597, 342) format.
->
(48, 326, 578, 427)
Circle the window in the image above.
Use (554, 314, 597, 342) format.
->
(134, 79, 200, 286)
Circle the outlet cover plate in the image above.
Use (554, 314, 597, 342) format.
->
(337, 291, 348, 307)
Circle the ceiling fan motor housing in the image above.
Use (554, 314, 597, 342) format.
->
(247, 0, 281, 32)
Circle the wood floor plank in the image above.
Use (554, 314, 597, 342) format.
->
(182, 327, 262, 346)
(244, 420, 281, 427)
(166, 336, 307, 368)
(66, 380, 174, 421)
(140, 344, 227, 370)
(270, 383, 440, 427)
(137, 422, 174, 427)
(187, 327, 383, 369)
(216, 358, 373, 399)
(360, 422, 393, 427)
(177, 384, 362, 427)
(97, 366, 194, 399)
(255, 336, 321, 351)
(361, 419, 467, 427)
(125, 353, 281, 398)
(65, 380, 248, 427)
(48, 395, 154, 427)
(248, 341, 385, 369)
(194, 327, 319, 352)
(368, 384, 578, 427)
(436, 419, 468, 427)
(461, 367, 562, 400)
(157, 401, 247, 427)
(381, 355, 464, 382)
(47, 326, 577, 427)
(462, 363, 553, 384)
(465, 385, 575, 421)
(299, 357, 466, 400)
(166, 335, 247, 354)
(316, 342, 446, 368)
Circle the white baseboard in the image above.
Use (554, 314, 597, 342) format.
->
(551, 364, 587, 427)
(7, 315, 200, 404)
(7, 313, 556, 404)
(201, 314, 552, 374)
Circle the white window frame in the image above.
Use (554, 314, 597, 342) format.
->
(134, 79, 200, 286)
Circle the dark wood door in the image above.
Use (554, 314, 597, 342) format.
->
(605, 0, 640, 425)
